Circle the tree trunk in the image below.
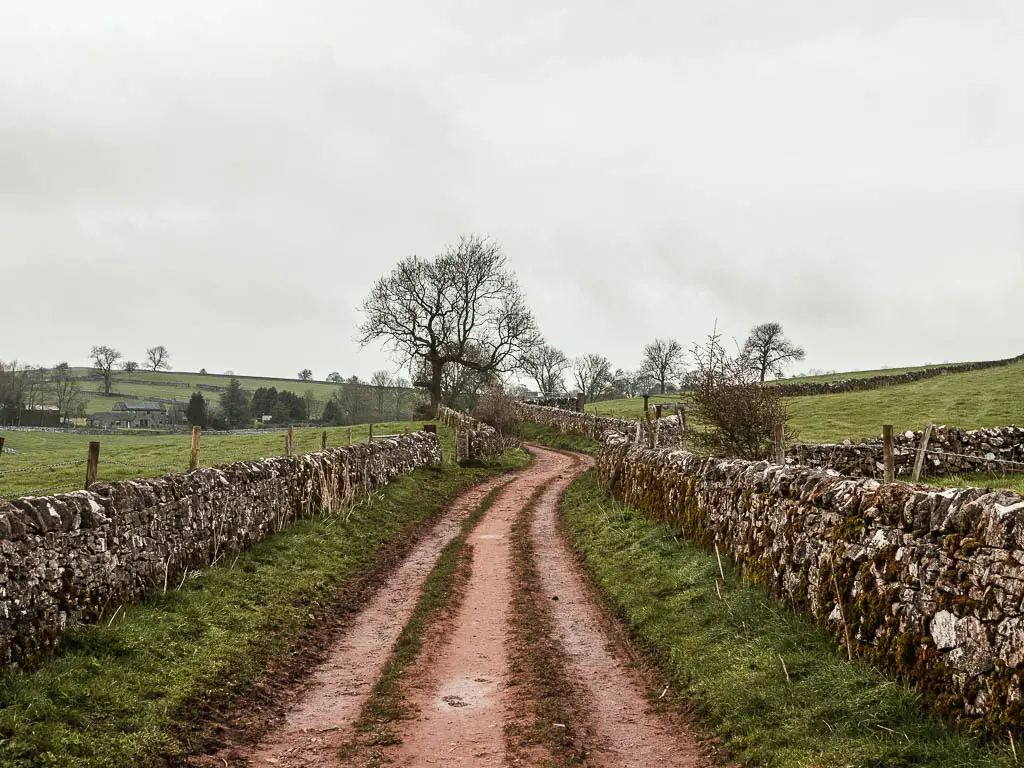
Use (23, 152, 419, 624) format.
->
(428, 358, 444, 415)
(660, 381, 666, 394)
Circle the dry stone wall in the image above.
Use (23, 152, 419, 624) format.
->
(597, 433, 1024, 732)
(512, 402, 664, 442)
(0, 433, 441, 669)
(789, 425, 1024, 479)
(437, 406, 516, 460)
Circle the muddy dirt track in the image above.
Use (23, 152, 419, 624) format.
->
(194, 446, 706, 767)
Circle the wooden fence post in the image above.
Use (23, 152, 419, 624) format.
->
(576, 392, 585, 412)
(882, 424, 894, 483)
(911, 424, 934, 483)
(772, 423, 785, 465)
(347, 427, 352, 445)
(678, 411, 686, 449)
(643, 394, 650, 418)
(85, 441, 100, 489)
(189, 426, 201, 470)
(368, 423, 374, 443)
(321, 430, 328, 451)
(0, 436, 5, 461)
(286, 425, 294, 456)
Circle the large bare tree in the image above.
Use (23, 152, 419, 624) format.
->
(146, 345, 170, 372)
(639, 338, 685, 394)
(572, 353, 613, 403)
(742, 322, 806, 383)
(90, 345, 122, 395)
(359, 235, 540, 411)
(521, 342, 569, 396)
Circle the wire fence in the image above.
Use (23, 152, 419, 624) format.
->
(99, 459, 181, 472)
(0, 459, 88, 477)
(896, 445, 1024, 469)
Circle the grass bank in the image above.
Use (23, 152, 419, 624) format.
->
(0, 449, 528, 768)
(561, 470, 1015, 768)
(0, 421, 456, 499)
(518, 421, 600, 454)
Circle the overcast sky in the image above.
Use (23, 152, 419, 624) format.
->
(2, 1, 1022, 381)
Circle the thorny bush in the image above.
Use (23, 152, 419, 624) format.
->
(687, 327, 794, 460)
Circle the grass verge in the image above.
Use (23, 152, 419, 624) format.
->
(343, 481, 510, 761)
(505, 482, 587, 766)
(560, 470, 1016, 768)
(0, 449, 528, 768)
(519, 421, 601, 454)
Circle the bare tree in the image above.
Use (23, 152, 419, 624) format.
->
(390, 375, 411, 420)
(302, 389, 323, 421)
(359, 234, 540, 411)
(521, 343, 569, 395)
(146, 345, 170, 371)
(123, 360, 139, 373)
(742, 322, 806, 383)
(90, 345, 122, 395)
(370, 370, 392, 419)
(441, 358, 496, 412)
(639, 338, 685, 394)
(572, 354, 614, 403)
(51, 362, 82, 422)
(298, 368, 313, 381)
(20, 367, 48, 412)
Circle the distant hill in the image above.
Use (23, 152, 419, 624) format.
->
(69, 368, 417, 417)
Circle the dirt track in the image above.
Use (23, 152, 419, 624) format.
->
(196, 446, 707, 766)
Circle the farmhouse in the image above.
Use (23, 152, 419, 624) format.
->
(87, 401, 168, 429)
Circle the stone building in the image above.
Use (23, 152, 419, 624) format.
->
(87, 401, 167, 429)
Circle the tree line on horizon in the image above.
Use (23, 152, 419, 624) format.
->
(359, 233, 807, 410)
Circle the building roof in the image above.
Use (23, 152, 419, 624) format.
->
(113, 401, 165, 411)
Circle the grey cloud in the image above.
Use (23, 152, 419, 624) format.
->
(1, 1, 1022, 379)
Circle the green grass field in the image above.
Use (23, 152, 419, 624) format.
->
(0, 422, 449, 499)
(588, 361, 1024, 443)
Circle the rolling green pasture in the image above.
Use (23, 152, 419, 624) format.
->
(0, 422, 450, 499)
(66, 368, 413, 415)
(588, 361, 1024, 444)
(784, 361, 1023, 442)
(774, 363, 950, 385)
